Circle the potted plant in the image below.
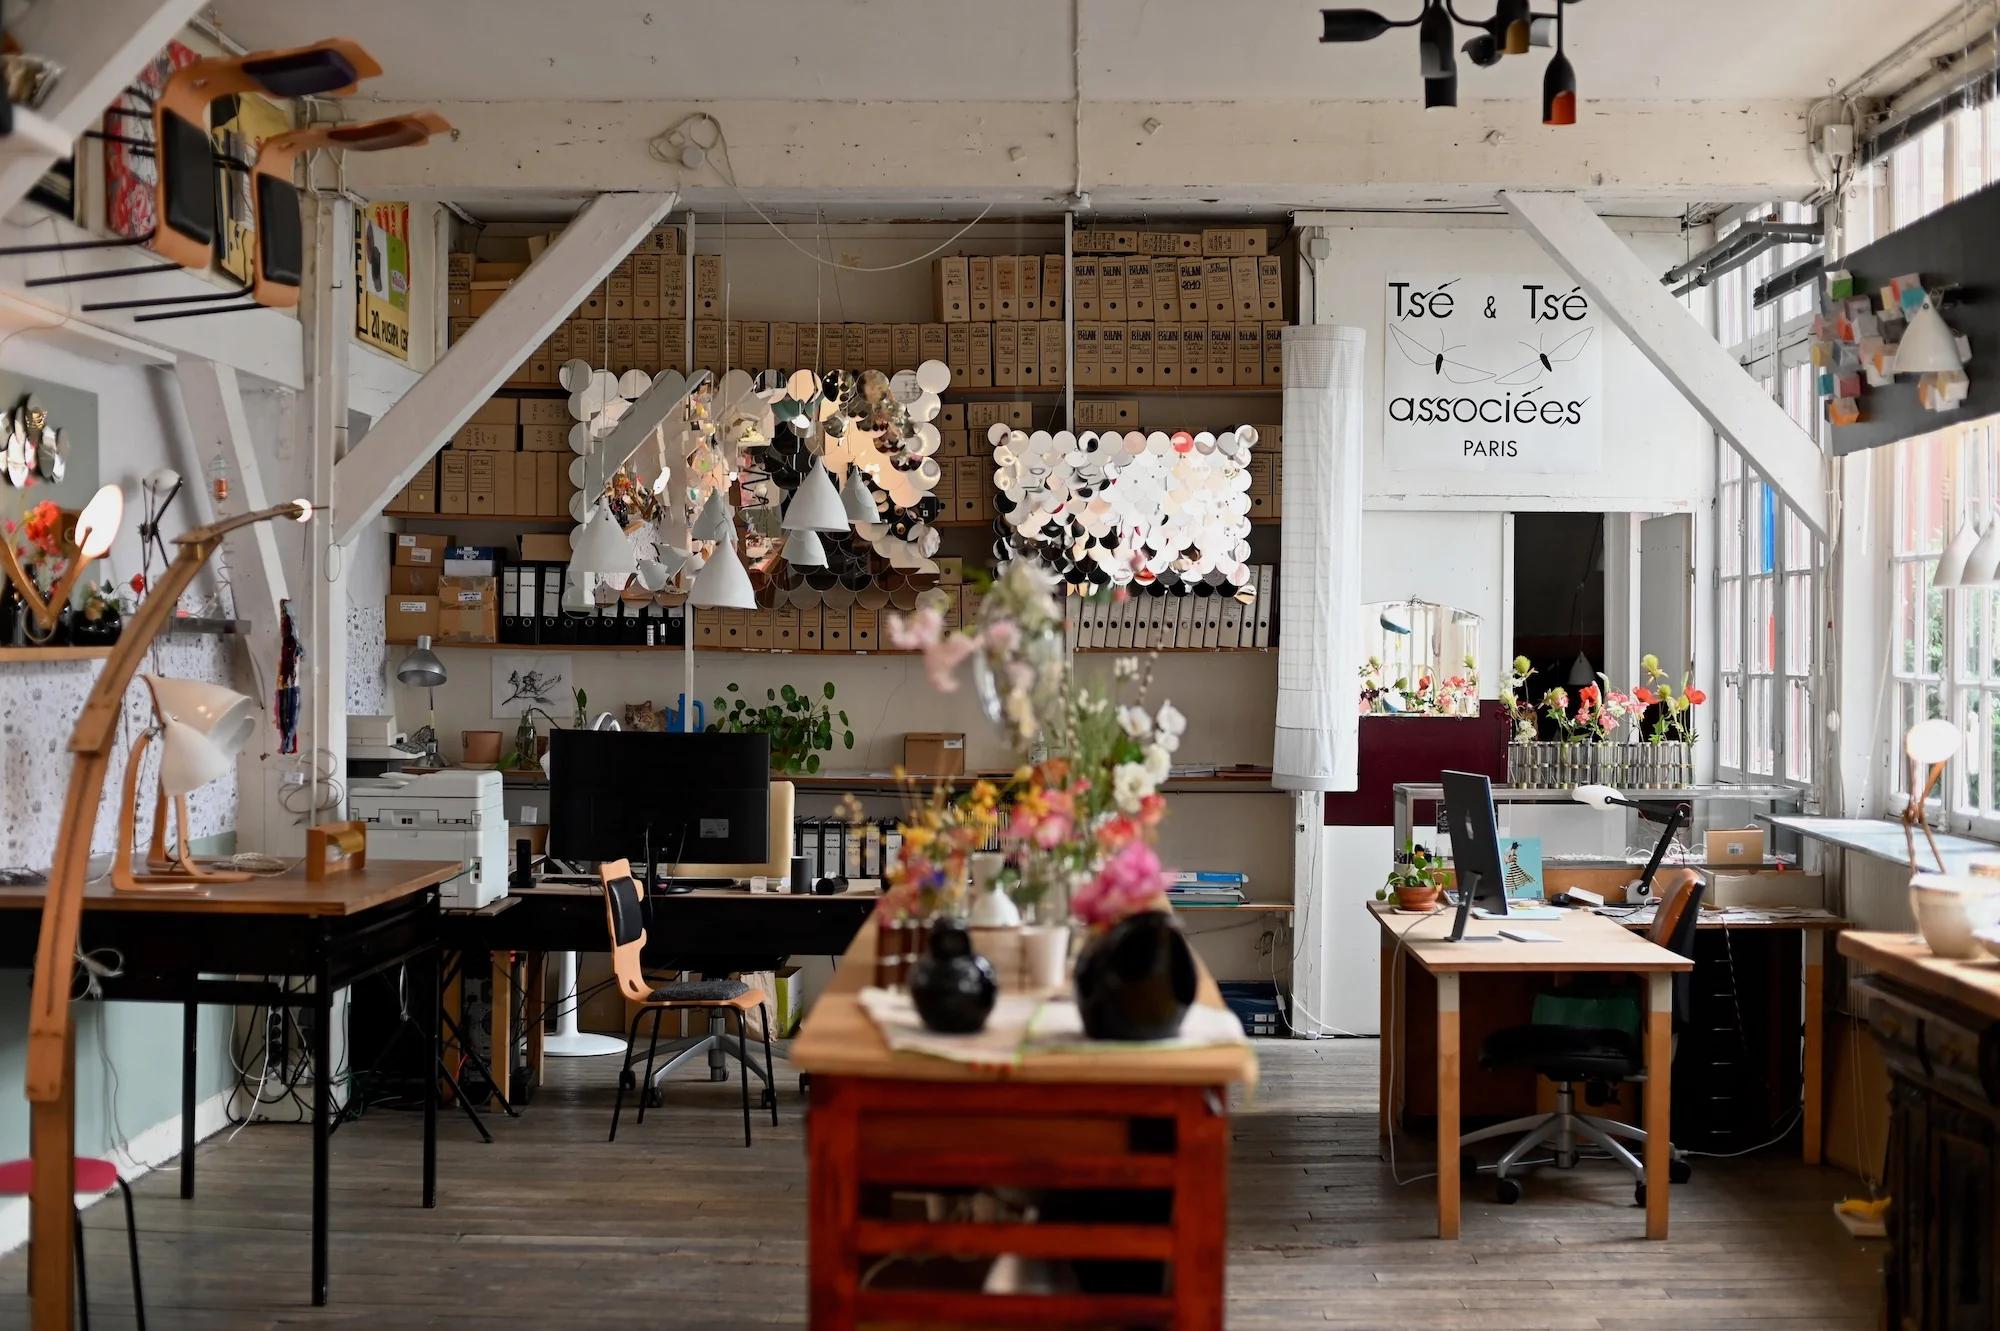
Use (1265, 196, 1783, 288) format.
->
(1378, 841, 1447, 912)
(709, 680, 853, 775)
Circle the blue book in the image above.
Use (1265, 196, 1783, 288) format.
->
(1501, 836, 1544, 901)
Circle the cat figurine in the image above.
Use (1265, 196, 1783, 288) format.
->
(623, 699, 666, 732)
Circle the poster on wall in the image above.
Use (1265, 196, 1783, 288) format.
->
(105, 40, 199, 239)
(491, 653, 570, 719)
(354, 201, 412, 360)
(1382, 274, 1603, 473)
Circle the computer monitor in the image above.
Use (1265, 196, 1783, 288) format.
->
(547, 730, 769, 887)
(1440, 769, 1510, 942)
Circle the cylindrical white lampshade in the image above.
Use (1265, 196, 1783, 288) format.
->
(783, 461, 850, 533)
(1936, 517, 1981, 589)
(568, 502, 636, 590)
(158, 717, 236, 796)
(1895, 298, 1963, 375)
(1964, 520, 2000, 587)
(143, 674, 257, 755)
(74, 484, 124, 559)
(782, 527, 828, 567)
(840, 468, 878, 524)
(689, 537, 757, 609)
(692, 490, 736, 543)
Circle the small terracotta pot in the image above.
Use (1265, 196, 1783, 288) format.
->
(462, 730, 503, 766)
(1394, 884, 1442, 912)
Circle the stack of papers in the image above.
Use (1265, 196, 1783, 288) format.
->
(1168, 870, 1247, 908)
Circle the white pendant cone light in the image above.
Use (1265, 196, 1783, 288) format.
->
(840, 467, 878, 524)
(1566, 651, 1594, 687)
(143, 675, 257, 755)
(782, 527, 828, 567)
(689, 537, 757, 609)
(784, 460, 850, 533)
(692, 490, 735, 542)
(1935, 516, 1982, 589)
(1895, 297, 1963, 374)
(568, 501, 637, 590)
(1964, 518, 2000, 587)
(158, 717, 237, 797)
(634, 558, 670, 592)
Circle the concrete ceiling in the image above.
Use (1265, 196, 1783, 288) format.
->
(209, 0, 1970, 105)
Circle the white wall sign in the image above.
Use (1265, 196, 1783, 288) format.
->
(1382, 273, 1602, 473)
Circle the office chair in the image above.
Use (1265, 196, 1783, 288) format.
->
(598, 858, 777, 1146)
(1461, 869, 1705, 1207)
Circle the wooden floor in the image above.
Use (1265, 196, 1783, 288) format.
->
(1, 1038, 1883, 1329)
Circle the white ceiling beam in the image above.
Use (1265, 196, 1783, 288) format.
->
(1500, 189, 1828, 541)
(0, 0, 210, 220)
(329, 191, 676, 548)
(342, 98, 1817, 209)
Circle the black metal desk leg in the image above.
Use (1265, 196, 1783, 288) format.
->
(310, 979, 332, 1306)
(422, 938, 439, 1208)
(180, 1000, 197, 1199)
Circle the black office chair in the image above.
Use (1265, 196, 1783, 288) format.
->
(1460, 871, 1704, 1207)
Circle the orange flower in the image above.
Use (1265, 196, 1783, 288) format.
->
(1684, 687, 1707, 706)
(1634, 686, 1657, 706)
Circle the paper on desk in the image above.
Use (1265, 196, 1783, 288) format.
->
(857, 987, 1248, 1067)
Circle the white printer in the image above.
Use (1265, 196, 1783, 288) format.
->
(349, 770, 507, 910)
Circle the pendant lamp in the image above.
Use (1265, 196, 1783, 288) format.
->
(1425, 68, 1457, 109)
(1895, 296, 1963, 374)
(840, 467, 879, 524)
(1498, 0, 1531, 53)
(1935, 517, 1981, 589)
(783, 528, 829, 568)
(568, 500, 637, 590)
(1566, 651, 1594, 687)
(690, 536, 757, 609)
(692, 489, 735, 543)
(784, 460, 850, 533)
(1541, 3, 1576, 126)
(1962, 519, 2000, 587)
(1416, 0, 1454, 78)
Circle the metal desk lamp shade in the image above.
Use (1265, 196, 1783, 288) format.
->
(395, 636, 447, 689)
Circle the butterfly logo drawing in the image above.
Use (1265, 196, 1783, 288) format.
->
(1387, 322, 1494, 385)
(1494, 326, 1595, 386)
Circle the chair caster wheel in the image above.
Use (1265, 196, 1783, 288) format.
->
(760, 1087, 776, 1111)
(1495, 1177, 1522, 1205)
(1669, 1158, 1692, 1184)
(618, 1070, 636, 1092)
(1634, 1182, 1646, 1207)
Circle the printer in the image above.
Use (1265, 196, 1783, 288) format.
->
(349, 769, 507, 910)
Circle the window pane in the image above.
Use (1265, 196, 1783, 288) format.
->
(1964, 690, 1986, 814)
(1719, 482, 1742, 576)
(1719, 677, 1742, 771)
(1721, 441, 1743, 483)
(1955, 105, 1986, 201)
(1751, 577, 1776, 673)
(1967, 587, 1987, 684)
(1926, 565, 1946, 677)
(1786, 574, 1813, 675)
(1898, 562, 1921, 674)
(1749, 677, 1774, 776)
(1721, 578, 1742, 673)
(1786, 680, 1813, 783)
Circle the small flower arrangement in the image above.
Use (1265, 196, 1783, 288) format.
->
(80, 579, 127, 623)
(4, 499, 65, 587)
(1360, 652, 1480, 717)
(1377, 841, 1447, 909)
(1634, 652, 1708, 743)
(872, 776, 1006, 924)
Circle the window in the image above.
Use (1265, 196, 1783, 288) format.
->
(1890, 416, 2000, 833)
(1709, 203, 1823, 789)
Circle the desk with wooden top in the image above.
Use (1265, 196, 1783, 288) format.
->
(1368, 900, 1692, 1240)
(793, 921, 1257, 1330)
(0, 861, 459, 1308)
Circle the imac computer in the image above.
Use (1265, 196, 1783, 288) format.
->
(1440, 769, 1511, 942)
(548, 730, 769, 893)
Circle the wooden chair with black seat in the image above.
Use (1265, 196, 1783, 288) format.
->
(598, 857, 777, 1146)
(1460, 868, 1706, 1208)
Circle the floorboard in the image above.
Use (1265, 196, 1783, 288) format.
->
(0, 1038, 1883, 1328)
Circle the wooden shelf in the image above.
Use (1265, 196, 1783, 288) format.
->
(390, 639, 1275, 658)
(946, 386, 1281, 399)
(0, 645, 115, 663)
(390, 513, 571, 525)
(1176, 902, 1295, 913)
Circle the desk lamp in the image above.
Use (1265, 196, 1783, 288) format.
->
(0, 483, 123, 632)
(1902, 719, 1962, 873)
(395, 635, 448, 767)
(27, 498, 313, 1330)
(1573, 783, 1693, 904)
(112, 675, 260, 890)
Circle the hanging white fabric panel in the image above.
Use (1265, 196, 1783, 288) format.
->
(1273, 325, 1364, 792)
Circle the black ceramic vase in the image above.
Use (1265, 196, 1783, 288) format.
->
(70, 604, 122, 646)
(909, 918, 997, 1034)
(1073, 910, 1197, 1041)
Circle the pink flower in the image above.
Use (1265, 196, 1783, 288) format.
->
(982, 618, 1020, 653)
(922, 633, 978, 692)
(1072, 841, 1172, 927)
(1033, 812, 1072, 848)
(887, 605, 943, 651)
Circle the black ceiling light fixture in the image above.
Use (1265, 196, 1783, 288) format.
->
(1319, 0, 1581, 122)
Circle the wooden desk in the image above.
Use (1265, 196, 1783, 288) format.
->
(794, 922, 1256, 1329)
(0, 861, 458, 1308)
(1368, 901, 1691, 1240)
(1839, 931, 2000, 1329)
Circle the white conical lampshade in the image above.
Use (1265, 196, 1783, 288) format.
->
(1936, 517, 1981, 589)
(692, 490, 735, 542)
(143, 674, 256, 754)
(569, 502, 637, 590)
(840, 467, 878, 524)
(1966, 520, 2000, 587)
(74, 484, 124, 559)
(784, 461, 849, 533)
(1895, 297, 1963, 374)
(158, 717, 235, 797)
(689, 538, 757, 609)
(782, 527, 828, 567)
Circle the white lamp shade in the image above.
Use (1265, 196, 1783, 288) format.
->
(157, 717, 236, 796)
(782, 527, 828, 567)
(1936, 517, 1981, 589)
(840, 467, 879, 524)
(143, 674, 256, 754)
(74, 484, 123, 559)
(569, 503, 637, 590)
(689, 537, 757, 609)
(1895, 298, 1964, 375)
(634, 558, 670, 592)
(1966, 520, 2000, 587)
(692, 490, 735, 542)
(1906, 718, 1964, 765)
(1572, 783, 1620, 808)
(784, 461, 850, 533)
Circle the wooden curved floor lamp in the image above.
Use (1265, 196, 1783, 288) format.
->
(26, 498, 313, 1331)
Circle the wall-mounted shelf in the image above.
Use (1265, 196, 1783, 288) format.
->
(946, 386, 1281, 399)
(0, 645, 115, 663)
(389, 639, 1275, 658)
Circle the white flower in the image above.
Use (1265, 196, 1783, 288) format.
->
(1142, 743, 1172, 785)
(1156, 728, 1179, 753)
(1113, 656, 1140, 680)
(1112, 762, 1152, 813)
(1156, 701, 1186, 738)
(1118, 705, 1153, 738)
